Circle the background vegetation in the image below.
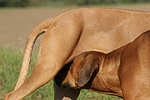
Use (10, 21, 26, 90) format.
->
(0, 47, 123, 100)
(0, 0, 150, 7)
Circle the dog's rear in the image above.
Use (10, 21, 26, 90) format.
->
(119, 30, 150, 100)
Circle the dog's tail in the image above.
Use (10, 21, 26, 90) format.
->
(14, 18, 54, 90)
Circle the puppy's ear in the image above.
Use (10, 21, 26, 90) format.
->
(78, 54, 99, 87)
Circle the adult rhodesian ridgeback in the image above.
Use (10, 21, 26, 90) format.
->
(4, 8, 150, 100)
(56, 30, 150, 100)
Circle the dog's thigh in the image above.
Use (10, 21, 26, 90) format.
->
(4, 21, 81, 100)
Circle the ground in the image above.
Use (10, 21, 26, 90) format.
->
(0, 4, 150, 49)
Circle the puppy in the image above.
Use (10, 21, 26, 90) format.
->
(55, 30, 150, 100)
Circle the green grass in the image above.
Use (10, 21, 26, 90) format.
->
(0, 47, 122, 100)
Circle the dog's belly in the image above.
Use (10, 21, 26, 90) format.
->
(66, 31, 136, 63)
(66, 19, 150, 63)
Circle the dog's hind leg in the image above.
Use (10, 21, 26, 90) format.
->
(4, 18, 82, 100)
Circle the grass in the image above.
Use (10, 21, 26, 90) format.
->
(0, 47, 122, 100)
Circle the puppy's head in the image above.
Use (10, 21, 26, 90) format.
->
(55, 52, 100, 89)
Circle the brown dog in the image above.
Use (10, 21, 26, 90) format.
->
(4, 8, 150, 100)
(57, 30, 150, 100)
